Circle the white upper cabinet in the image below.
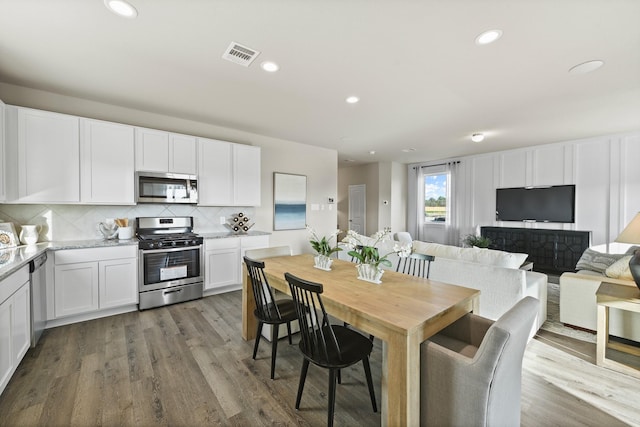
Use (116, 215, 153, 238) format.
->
(135, 127, 169, 172)
(198, 138, 261, 206)
(6, 107, 80, 203)
(233, 144, 261, 206)
(135, 128, 197, 174)
(198, 138, 233, 205)
(169, 133, 197, 174)
(0, 99, 5, 202)
(80, 118, 135, 204)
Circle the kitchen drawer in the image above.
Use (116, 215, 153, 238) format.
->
(0, 266, 29, 305)
(54, 246, 137, 265)
(205, 238, 241, 251)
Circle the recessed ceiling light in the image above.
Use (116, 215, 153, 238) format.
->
(344, 159, 355, 163)
(475, 29, 502, 45)
(369, 150, 376, 155)
(471, 133, 485, 143)
(104, 0, 138, 18)
(568, 60, 604, 75)
(261, 61, 279, 72)
(401, 148, 416, 153)
(346, 96, 360, 104)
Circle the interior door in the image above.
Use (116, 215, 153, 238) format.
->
(348, 184, 366, 234)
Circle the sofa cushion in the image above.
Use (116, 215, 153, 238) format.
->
(412, 241, 527, 269)
(575, 248, 625, 273)
(605, 256, 634, 280)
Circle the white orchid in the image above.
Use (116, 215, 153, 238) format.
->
(307, 225, 342, 257)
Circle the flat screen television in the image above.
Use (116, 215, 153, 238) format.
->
(495, 185, 576, 223)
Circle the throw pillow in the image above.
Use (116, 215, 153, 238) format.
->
(575, 248, 625, 273)
(625, 245, 640, 255)
(605, 256, 634, 280)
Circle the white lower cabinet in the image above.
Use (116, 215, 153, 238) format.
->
(204, 238, 241, 291)
(0, 265, 30, 396)
(204, 235, 270, 292)
(53, 246, 137, 319)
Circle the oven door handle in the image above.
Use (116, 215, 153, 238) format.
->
(163, 288, 183, 295)
(140, 245, 202, 254)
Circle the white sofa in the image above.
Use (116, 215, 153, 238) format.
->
(560, 272, 640, 342)
(338, 237, 548, 333)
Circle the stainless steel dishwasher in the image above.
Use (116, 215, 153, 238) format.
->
(30, 252, 48, 347)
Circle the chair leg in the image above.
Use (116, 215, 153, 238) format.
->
(270, 324, 280, 380)
(328, 368, 338, 427)
(286, 321, 292, 345)
(295, 359, 310, 409)
(252, 321, 263, 359)
(337, 369, 341, 384)
(362, 356, 377, 413)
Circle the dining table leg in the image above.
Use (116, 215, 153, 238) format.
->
(242, 264, 257, 340)
(381, 331, 421, 427)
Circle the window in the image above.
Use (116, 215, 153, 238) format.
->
(424, 173, 449, 223)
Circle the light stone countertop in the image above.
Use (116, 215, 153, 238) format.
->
(0, 231, 271, 282)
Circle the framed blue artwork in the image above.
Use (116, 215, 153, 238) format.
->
(273, 172, 307, 230)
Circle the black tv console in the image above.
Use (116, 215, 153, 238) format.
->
(480, 226, 591, 275)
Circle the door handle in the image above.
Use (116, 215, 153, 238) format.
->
(163, 288, 183, 295)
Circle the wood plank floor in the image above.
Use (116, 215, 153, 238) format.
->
(1, 291, 638, 426)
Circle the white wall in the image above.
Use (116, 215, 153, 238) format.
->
(0, 83, 337, 253)
(410, 131, 640, 250)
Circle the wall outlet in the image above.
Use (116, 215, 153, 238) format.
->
(219, 216, 226, 224)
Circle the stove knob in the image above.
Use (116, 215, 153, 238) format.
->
(171, 241, 177, 247)
(157, 242, 163, 248)
(148, 243, 155, 249)
(184, 240, 190, 246)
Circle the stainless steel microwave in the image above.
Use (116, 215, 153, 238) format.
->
(136, 172, 198, 204)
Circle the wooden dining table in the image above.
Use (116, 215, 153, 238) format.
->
(241, 254, 480, 427)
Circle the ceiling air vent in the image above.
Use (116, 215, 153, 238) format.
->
(222, 42, 260, 67)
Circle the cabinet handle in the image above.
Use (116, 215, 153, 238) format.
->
(163, 288, 183, 295)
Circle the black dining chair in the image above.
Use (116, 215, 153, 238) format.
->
(284, 272, 377, 427)
(244, 256, 297, 380)
(396, 253, 435, 279)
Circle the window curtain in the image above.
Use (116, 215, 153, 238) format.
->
(445, 161, 460, 246)
(415, 166, 426, 241)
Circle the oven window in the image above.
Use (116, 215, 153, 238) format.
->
(142, 248, 201, 285)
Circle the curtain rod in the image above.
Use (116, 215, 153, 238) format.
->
(413, 160, 460, 170)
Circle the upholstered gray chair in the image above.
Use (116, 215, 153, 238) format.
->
(420, 296, 539, 427)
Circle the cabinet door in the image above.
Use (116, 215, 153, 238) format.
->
(18, 108, 80, 203)
(233, 144, 261, 206)
(11, 283, 30, 365)
(0, 99, 5, 202)
(135, 127, 169, 172)
(169, 133, 197, 174)
(205, 249, 241, 290)
(0, 299, 12, 394)
(54, 262, 99, 318)
(99, 258, 138, 309)
(81, 119, 135, 204)
(198, 138, 233, 206)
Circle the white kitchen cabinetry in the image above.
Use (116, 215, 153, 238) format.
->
(52, 246, 137, 320)
(0, 99, 6, 202)
(0, 265, 31, 396)
(204, 238, 240, 291)
(233, 144, 262, 206)
(5, 106, 80, 203)
(80, 118, 135, 204)
(204, 235, 270, 293)
(135, 128, 197, 174)
(198, 138, 261, 206)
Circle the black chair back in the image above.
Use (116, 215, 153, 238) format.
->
(396, 252, 435, 278)
(285, 272, 341, 363)
(245, 256, 282, 322)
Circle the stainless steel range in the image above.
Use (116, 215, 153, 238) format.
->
(136, 216, 204, 310)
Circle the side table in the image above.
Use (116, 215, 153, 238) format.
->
(596, 281, 640, 378)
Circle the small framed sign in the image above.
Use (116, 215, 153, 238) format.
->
(0, 222, 19, 248)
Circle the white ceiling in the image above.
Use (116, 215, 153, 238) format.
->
(0, 0, 638, 165)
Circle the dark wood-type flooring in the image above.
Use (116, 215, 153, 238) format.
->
(0, 291, 633, 426)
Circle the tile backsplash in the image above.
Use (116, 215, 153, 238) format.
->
(0, 204, 256, 242)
